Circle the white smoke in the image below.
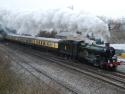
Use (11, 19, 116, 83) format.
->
(0, 8, 110, 41)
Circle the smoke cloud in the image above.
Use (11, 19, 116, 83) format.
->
(0, 8, 110, 41)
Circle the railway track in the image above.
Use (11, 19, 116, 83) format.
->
(112, 71, 125, 79)
(3, 41, 125, 91)
(22, 50, 125, 90)
(0, 43, 78, 94)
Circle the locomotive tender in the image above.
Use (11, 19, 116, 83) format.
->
(5, 33, 120, 70)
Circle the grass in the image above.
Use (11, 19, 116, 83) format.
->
(0, 51, 59, 94)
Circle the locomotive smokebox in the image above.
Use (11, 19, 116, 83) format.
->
(105, 43, 110, 47)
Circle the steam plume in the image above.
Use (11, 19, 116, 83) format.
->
(0, 8, 110, 41)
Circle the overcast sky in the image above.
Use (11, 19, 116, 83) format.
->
(0, 0, 125, 17)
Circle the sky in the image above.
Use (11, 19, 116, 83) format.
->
(0, 0, 125, 17)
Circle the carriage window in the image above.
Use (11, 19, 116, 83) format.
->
(55, 43, 58, 48)
(39, 40, 41, 45)
(48, 42, 50, 47)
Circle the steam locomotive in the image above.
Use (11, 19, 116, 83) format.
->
(2, 33, 120, 70)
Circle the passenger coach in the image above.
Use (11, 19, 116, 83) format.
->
(6, 34, 60, 51)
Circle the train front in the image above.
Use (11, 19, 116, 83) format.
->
(80, 42, 121, 70)
(101, 43, 120, 69)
